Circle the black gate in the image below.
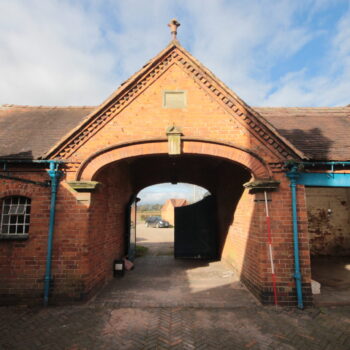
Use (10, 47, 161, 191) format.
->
(174, 195, 218, 259)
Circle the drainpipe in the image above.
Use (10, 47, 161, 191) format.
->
(43, 161, 61, 306)
(287, 165, 304, 309)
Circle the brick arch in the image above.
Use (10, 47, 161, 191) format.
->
(0, 189, 39, 198)
(76, 139, 272, 181)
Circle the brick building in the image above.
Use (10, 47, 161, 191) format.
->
(161, 199, 188, 226)
(1, 36, 350, 307)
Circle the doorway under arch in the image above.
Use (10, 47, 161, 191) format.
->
(86, 151, 257, 289)
(129, 182, 212, 260)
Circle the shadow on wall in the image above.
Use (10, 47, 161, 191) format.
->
(214, 161, 251, 259)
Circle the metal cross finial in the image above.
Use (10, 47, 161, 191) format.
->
(168, 19, 180, 40)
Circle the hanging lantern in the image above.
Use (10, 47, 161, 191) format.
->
(166, 125, 182, 155)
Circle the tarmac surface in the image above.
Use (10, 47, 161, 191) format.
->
(1, 225, 350, 349)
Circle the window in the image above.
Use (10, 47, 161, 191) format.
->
(0, 196, 31, 236)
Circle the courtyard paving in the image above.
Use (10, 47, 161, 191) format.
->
(1, 226, 350, 349)
(1, 300, 350, 349)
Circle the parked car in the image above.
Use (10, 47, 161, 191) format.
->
(145, 216, 170, 228)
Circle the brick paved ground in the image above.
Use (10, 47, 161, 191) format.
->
(1, 304, 350, 350)
(1, 255, 350, 349)
(94, 256, 258, 308)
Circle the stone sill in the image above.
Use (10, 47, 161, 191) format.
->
(0, 234, 29, 241)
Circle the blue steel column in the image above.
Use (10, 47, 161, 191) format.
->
(287, 166, 304, 309)
(43, 161, 61, 306)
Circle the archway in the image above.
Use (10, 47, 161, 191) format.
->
(80, 140, 272, 304)
(77, 139, 271, 181)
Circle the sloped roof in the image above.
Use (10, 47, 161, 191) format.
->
(167, 199, 188, 207)
(0, 105, 95, 159)
(1, 105, 350, 161)
(255, 107, 350, 160)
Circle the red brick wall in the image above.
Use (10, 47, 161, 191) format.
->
(49, 180, 90, 302)
(0, 53, 313, 306)
(220, 185, 265, 300)
(0, 162, 312, 306)
(161, 201, 174, 225)
(0, 169, 92, 304)
(0, 162, 134, 304)
(0, 170, 51, 304)
(220, 171, 312, 306)
(85, 162, 132, 295)
(67, 63, 279, 168)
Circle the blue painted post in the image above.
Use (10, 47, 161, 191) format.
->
(43, 161, 61, 306)
(287, 166, 304, 309)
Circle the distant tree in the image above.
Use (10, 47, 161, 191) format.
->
(138, 203, 162, 212)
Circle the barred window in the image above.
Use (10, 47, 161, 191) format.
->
(0, 196, 31, 235)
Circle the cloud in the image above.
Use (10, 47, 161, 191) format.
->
(138, 183, 207, 204)
(0, 0, 349, 107)
(0, 0, 118, 105)
(176, 0, 319, 104)
(263, 7, 350, 107)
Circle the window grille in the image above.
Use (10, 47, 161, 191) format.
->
(0, 196, 31, 235)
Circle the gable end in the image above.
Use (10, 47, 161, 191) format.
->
(45, 42, 305, 161)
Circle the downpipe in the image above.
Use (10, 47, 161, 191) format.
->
(287, 166, 304, 309)
(43, 161, 61, 306)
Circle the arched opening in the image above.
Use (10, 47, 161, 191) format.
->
(88, 152, 258, 306)
(76, 139, 277, 304)
(133, 182, 209, 258)
(86, 152, 254, 300)
(91, 154, 251, 254)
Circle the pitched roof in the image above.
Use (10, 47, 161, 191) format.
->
(1, 105, 350, 161)
(167, 199, 188, 207)
(0, 105, 95, 159)
(255, 107, 350, 160)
